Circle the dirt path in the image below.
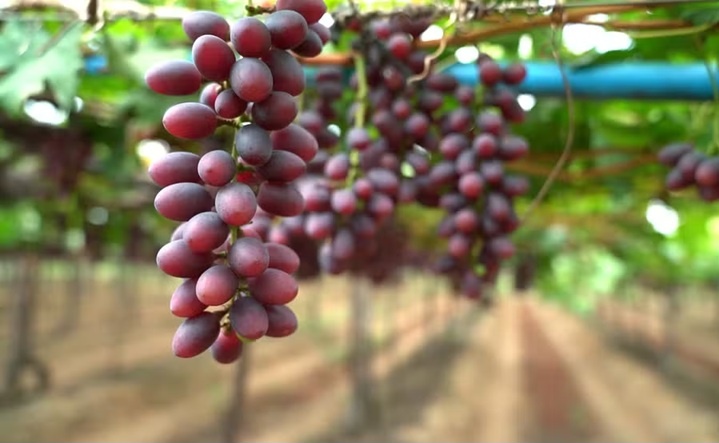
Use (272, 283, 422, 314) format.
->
(528, 298, 719, 442)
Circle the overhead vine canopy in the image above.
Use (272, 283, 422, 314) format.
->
(0, 0, 718, 310)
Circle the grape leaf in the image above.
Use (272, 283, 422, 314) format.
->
(0, 21, 84, 117)
(679, 6, 719, 26)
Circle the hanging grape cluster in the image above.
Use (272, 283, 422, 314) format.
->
(145, 0, 329, 363)
(659, 142, 719, 202)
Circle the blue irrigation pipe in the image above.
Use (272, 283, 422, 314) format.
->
(85, 54, 719, 101)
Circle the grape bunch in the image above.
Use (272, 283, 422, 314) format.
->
(659, 142, 719, 202)
(144, 0, 328, 363)
(295, 18, 531, 298)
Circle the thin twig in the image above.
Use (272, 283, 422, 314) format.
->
(521, 13, 575, 222)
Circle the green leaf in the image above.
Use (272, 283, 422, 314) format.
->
(679, 6, 719, 26)
(0, 21, 84, 116)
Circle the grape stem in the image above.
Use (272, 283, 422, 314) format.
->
(345, 53, 369, 187)
(521, 21, 575, 222)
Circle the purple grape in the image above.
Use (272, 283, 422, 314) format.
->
(211, 330, 243, 364)
(262, 48, 306, 96)
(148, 152, 201, 187)
(145, 60, 202, 96)
(228, 236, 270, 278)
(154, 182, 214, 222)
(271, 124, 319, 162)
(156, 240, 215, 278)
(256, 150, 307, 182)
(183, 11, 230, 41)
(251, 91, 299, 131)
(215, 182, 257, 227)
(257, 182, 305, 217)
(170, 279, 207, 318)
(236, 124, 273, 166)
(230, 17, 271, 58)
(192, 34, 236, 82)
(304, 212, 335, 240)
(163, 103, 217, 140)
(198, 150, 236, 187)
(183, 211, 230, 253)
(266, 10, 308, 50)
(292, 30, 323, 57)
(265, 305, 298, 337)
(214, 89, 248, 119)
(248, 268, 299, 305)
(276, 0, 327, 24)
(229, 58, 273, 103)
(230, 296, 269, 340)
(196, 264, 239, 306)
(172, 311, 221, 358)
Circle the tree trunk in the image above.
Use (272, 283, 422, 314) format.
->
(661, 286, 680, 372)
(345, 278, 380, 435)
(2, 253, 50, 402)
(222, 347, 251, 443)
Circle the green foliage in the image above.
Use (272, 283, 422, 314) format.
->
(0, 20, 84, 117)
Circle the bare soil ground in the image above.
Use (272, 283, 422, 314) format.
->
(1, 268, 719, 443)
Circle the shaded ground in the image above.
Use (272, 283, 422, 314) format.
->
(1, 268, 719, 443)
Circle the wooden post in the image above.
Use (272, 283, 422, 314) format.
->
(222, 347, 251, 443)
(345, 278, 380, 434)
(2, 253, 50, 402)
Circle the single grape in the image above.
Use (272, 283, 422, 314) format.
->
(310, 22, 331, 44)
(426, 73, 459, 93)
(230, 17, 271, 58)
(171, 223, 187, 242)
(172, 311, 221, 358)
(229, 58, 273, 103)
(262, 49, 306, 96)
(276, 0, 327, 25)
(148, 152, 201, 187)
(473, 133, 498, 158)
(265, 10, 308, 50)
(257, 182, 305, 217)
(387, 33, 411, 59)
(192, 35, 236, 82)
(183, 211, 230, 253)
(352, 178, 374, 200)
(256, 150, 307, 182)
(331, 189, 357, 215)
(154, 182, 214, 222)
(211, 330, 243, 364)
(499, 135, 529, 161)
(292, 30, 323, 58)
(480, 160, 504, 186)
(163, 103, 217, 140)
(695, 157, 719, 187)
(215, 182, 258, 227)
(331, 228, 355, 261)
(156, 240, 215, 278)
(236, 124, 273, 166)
(448, 234, 471, 258)
(200, 83, 222, 108)
(479, 60, 502, 87)
(503, 63, 527, 85)
(145, 60, 202, 96)
(366, 169, 400, 197)
(367, 193, 394, 220)
(229, 296, 269, 340)
(658, 142, 693, 167)
(170, 279, 207, 318)
(459, 172, 485, 199)
(266, 243, 301, 274)
(454, 208, 480, 234)
(324, 153, 351, 181)
(304, 212, 335, 240)
(214, 89, 248, 119)
(405, 113, 430, 140)
(265, 305, 298, 337)
(251, 91, 298, 131)
(271, 124, 319, 162)
(439, 133, 469, 161)
(183, 11, 230, 41)
(228, 237, 270, 278)
(196, 265, 239, 306)
(248, 268, 299, 305)
(198, 150, 236, 187)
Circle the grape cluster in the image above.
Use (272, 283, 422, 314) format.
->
(145, 0, 328, 363)
(293, 18, 531, 298)
(659, 142, 719, 202)
(434, 55, 530, 299)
